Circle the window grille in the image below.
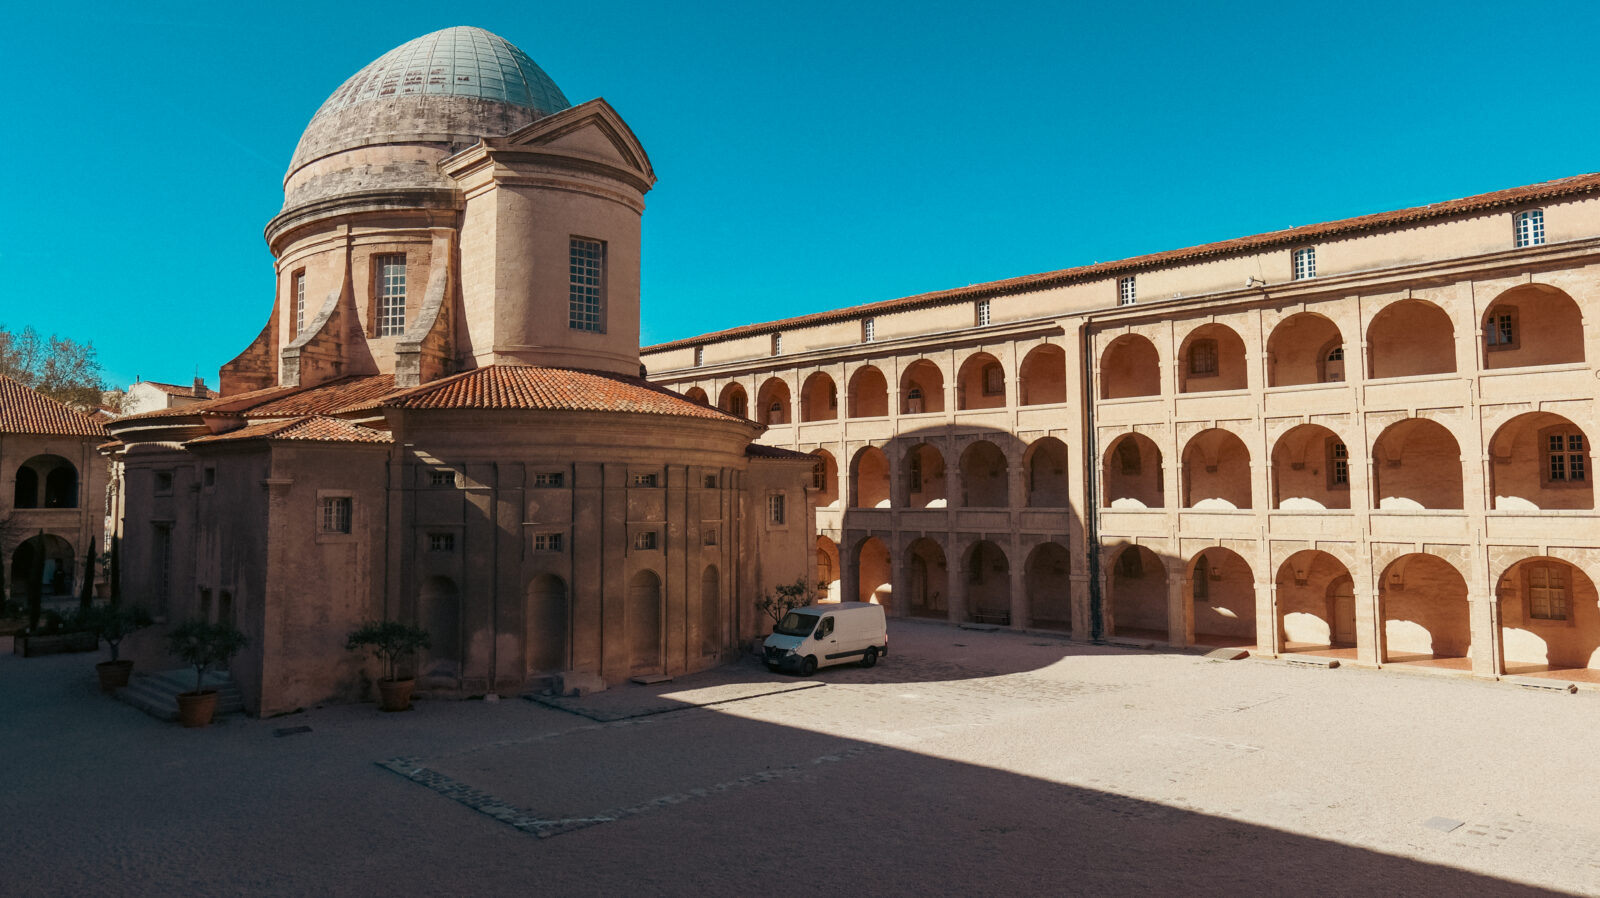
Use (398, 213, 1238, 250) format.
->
(694, 346, 704, 367)
(703, 527, 718, 546)
(634, 531, 658, 550)
(375, 255, 406, 336)
(976, 299, 991, 327)
(568, 237, 605, 332)
(1485, 312, 1515, 348)
(704, 474, 718, 489)
(1293, 247, 1316, 280)
(429, 533, 455, 552)
(772, 333, 783, 356)
(1331, 442, 1349, 485)
(768, 493, 786, 525)
(1548, 433, 1586, 482)
(1515, 210, 1545, 248)
(1528, 563, 1569, 620)
(632, 472, 659, 487)
(429, 471, 456, 487)
(862, 317, 876, 342)
(321, 497, 352, 534)
(1118, 276, 1137, 306)
(1189, 339, 1219, 376)
(534, 533, 563, 552)
(533, 472, 565, 487)
(294, 271, 306, 335)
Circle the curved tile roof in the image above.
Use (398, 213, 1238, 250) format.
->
(0, 374, 110, 437)
(379, 365, 747, 421)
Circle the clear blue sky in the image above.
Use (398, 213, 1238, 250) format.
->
(3, 1, 1597, 388)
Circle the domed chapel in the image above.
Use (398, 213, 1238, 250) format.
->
(106, 27, 815, 715)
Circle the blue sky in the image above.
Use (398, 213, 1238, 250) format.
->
(3, 1, 1597, 388)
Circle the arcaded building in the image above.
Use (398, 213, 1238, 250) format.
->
(106, 27, 813, 715)
(643, 174, 1600, 683)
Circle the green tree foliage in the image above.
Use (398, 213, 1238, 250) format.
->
(0, 324, 114, 411)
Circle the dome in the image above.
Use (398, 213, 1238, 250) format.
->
(282, 27, 571, 212)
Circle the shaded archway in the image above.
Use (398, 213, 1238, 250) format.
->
(1102, 434, 1163, 508)
(959, 440, 1009, 507)
(1025, 437, 1069, 507)
(900, 360, 946, 415)
(700, 565, 721, 656)
(1372, 418, 1464, 509)
(816, 536, 840, 602)
(1181, 429, 1252, 509)
(421, 575, 461, 678)
(756, 377, 791, 425)
(848, 366, 888, 418)
(810, 449, 839, 508)
(1269, 424, 1350, 509)
(1367, 299, 1455, 378)
(1025, 542, 1071, 632)
(1267, 312, 1344, 386)
(856, 537, 891, 605)
(900, 442, 947, 508)
(1109, 544, 1167, 641)
(1100, 334, 1160, 399)
(14, 455, 77, 509)
(965, 540, 1011, 625)
(1019, 344, 1067, 405)
(13, 465, 38, 508)
(1276, 550, 1356, 656)
(906, 538, 947, 619)
(956, 353, 1006, 410)
(627, 570, 663, 675)
(718, 383, 748, 419)
(1378, 554, 1469, 670)
(526, 573, 568, 673)
(850, 446, 890, 508)
(683, 386, 709, 406)
(1178, 324, 1247, 393)
(9, 533, 74, 598)
(800, 371, 837, 422)
(1497, 556, 1600, 675)
(1481, 284, 1585, 369)
(1488, 412, 1592, 510)
(1189, 549, 1255, 647)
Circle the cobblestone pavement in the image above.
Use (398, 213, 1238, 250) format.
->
(4, 621, 1599, 896)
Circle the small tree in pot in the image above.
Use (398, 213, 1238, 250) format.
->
(85, 604, 153, 692)
(165, 619, 249, 728)
(345, 621, 430, 711)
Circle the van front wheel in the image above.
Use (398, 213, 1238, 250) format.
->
(860, 647, 879, 668)
(799, 656, 817, 676)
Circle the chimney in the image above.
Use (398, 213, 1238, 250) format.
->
(194, 376, 208, 399)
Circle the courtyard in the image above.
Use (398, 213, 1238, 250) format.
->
(4, 619, 1598, 896)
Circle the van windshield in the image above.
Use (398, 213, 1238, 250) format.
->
(774, 612, 820, 637)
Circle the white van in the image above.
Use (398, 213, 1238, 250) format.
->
(763, 602, 888, 675)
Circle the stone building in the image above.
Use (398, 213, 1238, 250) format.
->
(643, 174, 1600, 683)
(118, 379, 214, 417)
(105, 27, 814, 716)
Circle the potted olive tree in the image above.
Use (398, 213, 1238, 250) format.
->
(165, 619, 249, 728)
(87, 604, 154, 692)
(346, 620, 430, 711)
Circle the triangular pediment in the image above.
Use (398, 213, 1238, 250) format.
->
(499, 98, 654, 183)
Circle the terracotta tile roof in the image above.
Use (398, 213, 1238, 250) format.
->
(379, 364, 746, 421)
(745, 443, 816, 461)
(0, 374, 110, 437)
(117, 382, 303, 420)
(115, 375, 395, 422)
(645, 171, 1600, 352)
(187, 416, 392, 446)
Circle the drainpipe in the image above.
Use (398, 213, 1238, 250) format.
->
(1081, 319, 1105, 643)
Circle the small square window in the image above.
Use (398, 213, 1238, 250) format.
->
(704, 474, 718, 489)
(154, 471, 174, 494)
(976, 298, 991, 327)
(1117, 276, 1137, 306)
(1293, 246, 1316, 280)
(768, 493, 786, 525)
(428, 533, 455, 552)
(533, 472, 565, 488)
(534, 532, 563, 552)
(321, 497, 352, 534)
(429, 470, 456, 487)
(1515, 209, 1545, 248)
(631, 472, 659, 488)
(634, 530, 658, 550)
(862, 317, 876, 342)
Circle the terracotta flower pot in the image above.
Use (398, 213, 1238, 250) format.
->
(96, 659, 134, 693)
(177, 690, 218, 728)
(378, 678, 415, 712)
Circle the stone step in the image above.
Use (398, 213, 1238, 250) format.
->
(116, 668, 244, 721)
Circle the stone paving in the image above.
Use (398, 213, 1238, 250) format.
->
(4, 620, 1600, 896)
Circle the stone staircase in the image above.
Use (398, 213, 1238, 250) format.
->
(117, 669, 244, 721)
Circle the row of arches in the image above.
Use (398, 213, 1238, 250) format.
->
(1105, 411, 1592, 511)
(7, 533, 77, 597)
(812, 437, 1071, 509)
(11, 455, 79, 509)
(1101, 286, 1587, 399)
(683, 345, 1069, 423)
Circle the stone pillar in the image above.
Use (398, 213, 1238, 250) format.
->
(1256, 580, 1279, 653)
(1469, 589, 1499, 678)
(1009, 540, 1029, 629)
(839, 534, 861, 606)
(1168, 573, 1188, 647)
(1353, 582, 1380, 666)
(947, 547, 968, 624)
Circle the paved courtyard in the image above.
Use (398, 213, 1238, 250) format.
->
(4, 620, 1599, 896)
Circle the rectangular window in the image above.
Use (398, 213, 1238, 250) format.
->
(429, 470, 456, 487)
(703, 474, 718, 489)
(1515, 209, 1545, 248)
(694, 346, 704, 367)
(568, 237, 605, 332)
(634, 530, 658, 550)
(1528, 563, 1569, 621)
(982, 364, 1004, 395)
(533, 472, 565, 488)
(703, 527, 718, 546)
(1293, 247, 1316, 280)
(862, 317, 876, 342)
(908, 454, 923, 492)
(294, 271, 306, 335)
(768, 493, 786, 525)
(1189, 340, 1219, 377)
(772, 333, 783, 356)
(428, 533, 455, 552)
(534, 532, 563, 552)
(154, 471, 174, 494)
(321, 497, 352, 534)
(631, 472, 659, 487)
(976, 298, 991, 327)
(1548, 433, 1586, 482)
(1331, 442, 1349, 486)
(1485, 311, 1517, 349)
(204, 467, 216, 487)
(1118, 276, 1137, 306)
(375, 255, 406, 337)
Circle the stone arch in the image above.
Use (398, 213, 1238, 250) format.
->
(1024, 437, 1069, 507)
(810, 449, 839, 508)
(1181, 428, 1252, 509)
(1269, 423, 1351, 510)
(1367, 299, 1455, 378)
(1102, 433, 1164, 508)
(1267, 312, 1344, 386)
(964, 540, 1011, 624)
(956, 352, 1006, 410)
(1019, 344, 1067, 406)
(627, 569, 663, 675)
(13, 465, 37, 509)
(526, 573, 568, 673)
(1488, 411, 1592, 510)
(700, 565, 721, 656)
(1482, 284, 1585, 369)
(847, 366, 889, 418)
(959, 440, 1009, 507)
(1025, 541, 1071, 632)
(1189, 548, 1254, 646)
(1378, 554, 1469, 667)
(855, 536, 892, 605)
(1178, 323, 1247, 393)
(900, 359, 946, 415)
(1108, 544, 1167, 640)
(756, 377, 791, 425)
(1372, 418, 1464, 509)
(718, 382, 748, 419)
(906, 537, 947, 619)
(900, 442, 947, 508)
(1100, 334, 1160, 399)
(683, 386, 709, 406)
(421, 575, 461, 678)
(9, 533, 75, 598)
(816, 535, 840, 602)
(15, 455, 77, 509)
(1276, 550, 1356, 655)
(800, 371, 838, 421)
(1497, 555, 1600, 674)
(849, 446, 890, 508)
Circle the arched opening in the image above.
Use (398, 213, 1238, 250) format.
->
(1025, 542, 1071, 632)
(1189, 549, 1254, 648)
(1108, 544, 1166, 641)
(1267, 312, 1344, 387)
(13, 465, 38, 508)
(810, 449, 839, 508)
(1269, 424, 1351, 510)
(849, 446, 890, 508)
(1178, 324, 1247, 393)
(816, 536, 840, 602)
(900, 360, 946, 415)
(1019, 344, 1067, 405)
(1367, 299, 1455, 378)
(718, 383, 749, 419)
(1181, 429, 1252, 509)
(527, 573, 568, 673)
(9, 534, 75, 598)
(756, 377, 791, 425)
(956, 353, 1006, 410)
(15, 455, 77, 509)
(1276, 550, 1356, 658)
(847, 366, 889, 418)
(421, 575, 461, 678)
(959, 440, 1009, 507)
(700, 565, 721, 656)
(800, 372, 838, 422)
(1481, 284, 1585, 369)
(1498, 556, 1600, 676)
(683, 386, 709, 406)
(900, 443, 947, 508)
(1488, 412, 1592, 510)
(1102, 433, 1164, 508)
(1024, 437, 1069, 507)
(965, 540, 1011, 625)
(856, 537, 891, 606)
(1100, 334, 1160, 399)
(905, 538, 947, 619)
(1372, 419, 1464, 509)
(627, 570, 663, 675)
(1378, 554, 1469, 670)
